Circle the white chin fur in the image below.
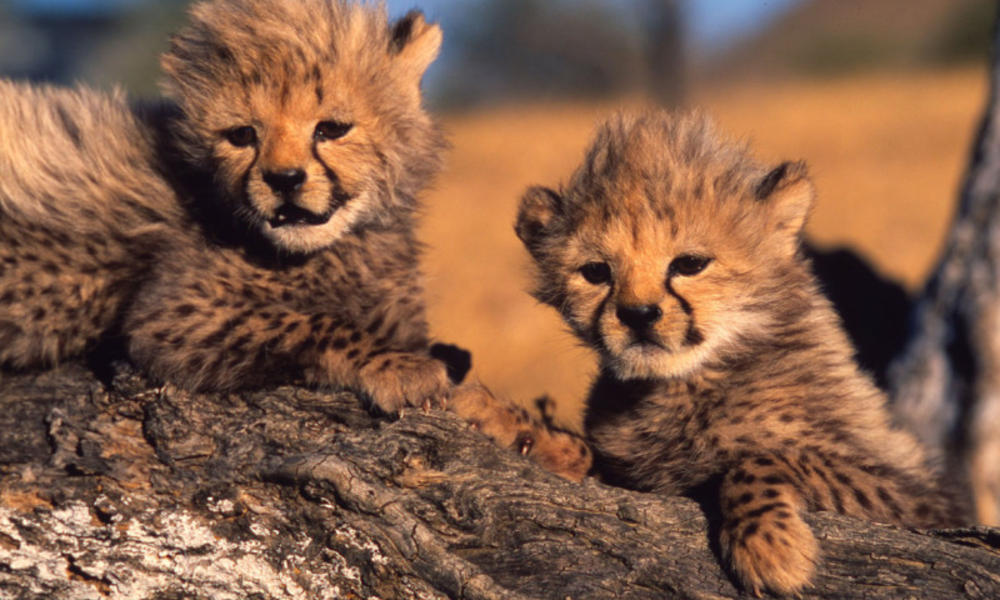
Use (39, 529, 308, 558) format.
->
(609, 344, 712, 380)
(605, 311, 769, 381)
(261, 195, 369, 253)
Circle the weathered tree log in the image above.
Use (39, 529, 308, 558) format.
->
(1, 364, 998, 599)
(888, 20, 1000, 525)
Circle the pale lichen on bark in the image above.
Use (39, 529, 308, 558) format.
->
(0, 364, 998, 599)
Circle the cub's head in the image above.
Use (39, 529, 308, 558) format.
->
(161, 0, 444, 253)
(516, 112, 815, 380)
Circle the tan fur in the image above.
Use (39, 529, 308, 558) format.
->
(516, 110, 966, 595)
(0, 0, 452, 414)
(449, 383, 592, 482)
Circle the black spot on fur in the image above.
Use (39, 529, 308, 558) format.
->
(684, 324, 704, 346)
(830, 486, 845, 513)
(56, 103, 83, 148)
(365, 316, 384, 335)
(756, 162, 790, 200)
(854, 488, 873, 511)
(430, 342, 472, 384)
(746, 502, 787, 519)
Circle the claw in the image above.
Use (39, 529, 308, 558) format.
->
(516, 433, 535, 456)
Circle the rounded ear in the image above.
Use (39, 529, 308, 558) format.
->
(389, 11, 442, 83)
(756, 161, 814, 247)
(516, 186, 564, 256)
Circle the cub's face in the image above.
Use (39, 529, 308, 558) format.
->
(517, 113, 814, 380)
(204, 72, 401, 253)
(162, 0, 444, 253)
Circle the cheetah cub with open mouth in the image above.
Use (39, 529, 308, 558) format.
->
(0, 0, 450, 412)
(516, 111, 964, 595)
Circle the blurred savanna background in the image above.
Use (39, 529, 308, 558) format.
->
(1, 0, 994, 427)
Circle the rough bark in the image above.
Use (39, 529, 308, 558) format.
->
(888, 21, 1000, 525)
(1, 364, 998, 600)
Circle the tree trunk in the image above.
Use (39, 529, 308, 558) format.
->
(642, 0, 685, 107)
(888, 21, 1000, 525)
(1, 364, 998, 600)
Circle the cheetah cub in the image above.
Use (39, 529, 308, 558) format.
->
(0, 0, 449, 413)
(516, 111, 964, 595)
(0, 0, 588, 480)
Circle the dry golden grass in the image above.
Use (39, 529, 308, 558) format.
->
(420, 67, 987, 428)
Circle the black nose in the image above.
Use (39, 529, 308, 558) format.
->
(616, 304, 663, 331)
(263, 169, 306, 195)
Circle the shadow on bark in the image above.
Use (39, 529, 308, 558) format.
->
(1, 364, 998, 599)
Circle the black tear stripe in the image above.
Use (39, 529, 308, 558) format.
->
(665, 278, 693, 315)
(664, 278, 703, 346)
(238, 144, 262, 201)
(586, 286, 614, 350)
(311, 146, 352, 211)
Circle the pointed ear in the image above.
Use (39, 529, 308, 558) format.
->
(756, 161, 814, 244)
(516, 186, 564, 256)
(389, 11, 442, 82)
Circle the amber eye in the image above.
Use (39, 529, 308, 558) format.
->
(314, 121, 354, 141)
(223, 126, 257, 147)
(580, 262, 612, 285)
(670, 255, 713, 277)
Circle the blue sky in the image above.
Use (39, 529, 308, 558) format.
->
(12, 0, 802, 51)
(388, 0, 800, 51)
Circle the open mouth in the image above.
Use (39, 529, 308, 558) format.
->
(266, 190, 351, 229)
(268, 204, 335, 228)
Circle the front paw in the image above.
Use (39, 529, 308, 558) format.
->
(449, 383, 593, 482)
(720, 509, 818, 597)
(359, 351, 451, 414)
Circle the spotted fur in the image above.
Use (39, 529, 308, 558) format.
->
(516, 110, 966, 595)
(0, 0, 451, 414)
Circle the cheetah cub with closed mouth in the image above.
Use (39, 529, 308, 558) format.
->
(516, 111, 964, 595)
